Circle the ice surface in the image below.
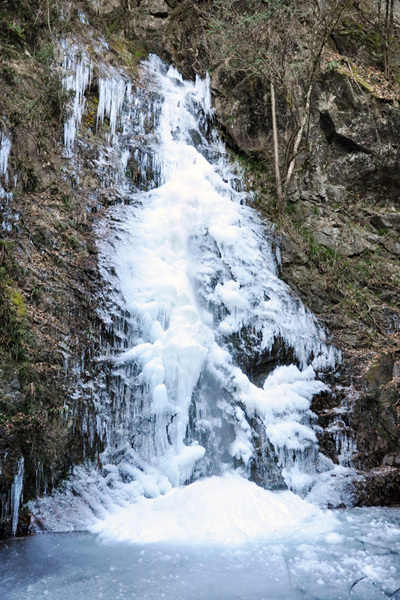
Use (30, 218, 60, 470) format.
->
(2, 508, 400, 600)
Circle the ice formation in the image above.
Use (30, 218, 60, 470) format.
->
(31, 53, 346, 541)
(92, 473, 336, 545)
(61, 40, 93, 151)
(96, 55, 340, 496)
(0, 129, 11, 184)
(0, 129, 13, 230)
(11, 458, 24, 537)
(97, 73, 131, 136)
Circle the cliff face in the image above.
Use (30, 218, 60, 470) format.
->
(0, 0, 399, 535)
(0, 0, 135, 535)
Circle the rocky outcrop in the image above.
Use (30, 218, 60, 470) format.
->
(353, 352, 400, 469)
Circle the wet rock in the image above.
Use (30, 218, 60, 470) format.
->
(383, 453, 400, 467)
(352, 351, 400, 471)
(352, 468, 400, 506)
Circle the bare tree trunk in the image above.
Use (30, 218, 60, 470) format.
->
(46, 0, 53, 36)
(384, 0, 395, 76)
(270, 81, 283, 217)
(284, 83, 313, 193)
(283, 0, 350, 193)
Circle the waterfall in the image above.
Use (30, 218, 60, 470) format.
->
(30, 52, 342, 536)
(96, 55, 339, 490)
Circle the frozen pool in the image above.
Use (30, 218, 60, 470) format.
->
(1, 507, 399, 600)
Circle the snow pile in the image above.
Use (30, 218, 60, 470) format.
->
(92, 473, 336, 545)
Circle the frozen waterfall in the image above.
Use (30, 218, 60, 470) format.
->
(31, 53, 342, 540)
(96, 55, 339, 491)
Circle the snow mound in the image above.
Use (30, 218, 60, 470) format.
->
(92, 474, 336, 545)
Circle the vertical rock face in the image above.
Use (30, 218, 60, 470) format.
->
(0, 0, 399, 535)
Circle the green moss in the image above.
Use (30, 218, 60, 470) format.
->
(82, 94, 99, 129)
(66, 235, 81, 250)
(109, 37, 147, 74)
(0, 244, 31, 363)
(36, 42, 55, 66)
(339, 17, 382, 58)
(10, 291, 26, 318)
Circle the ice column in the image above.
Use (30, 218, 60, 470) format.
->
(61, 40, 93, 151)
(97, 75, 131, 136)
(0, 130, 11, 185)
(0, 129, 13, 230)
(11, 457, 24, 536)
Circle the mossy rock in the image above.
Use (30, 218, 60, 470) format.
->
(9, 290, 26, 318)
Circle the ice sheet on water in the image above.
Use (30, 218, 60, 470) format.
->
(91, 473, 336, 545)
(3, 507, 400, 600)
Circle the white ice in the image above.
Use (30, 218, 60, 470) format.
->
(0, 129, 13, 230)
(61, 40, 93, 150)
(92, 473, 336, 545)
(0, 130, 11, 183)
(31, 51, 347, 538)
(97, 74, 131, 136)
(11, 457, 24, 537)
(103, 55, 339, 487)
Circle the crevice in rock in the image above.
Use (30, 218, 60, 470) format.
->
(320, 111, 372, 154)
(150, 12, 169, 18)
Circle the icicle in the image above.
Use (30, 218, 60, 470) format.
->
(11, 457, 24, 536)
(97, 76, 130, 136)
(0, 130, 11, 184)
(0, 129, 13, 230)
(61, 40, 93, 151)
